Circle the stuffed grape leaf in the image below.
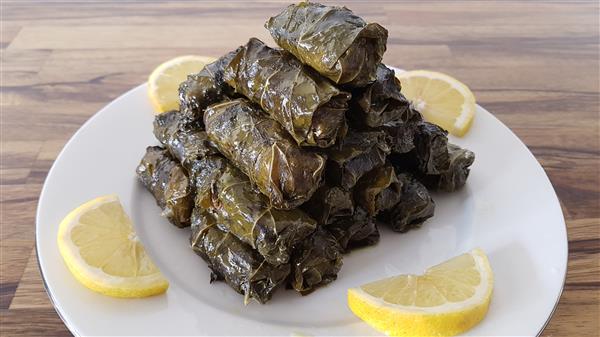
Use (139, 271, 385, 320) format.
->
(192, 155, 317, 266)
(204, 98, 326, 209)
(222, 38, 350, 147)
(327, 207, 379, 252)
(378, 173, 435, 232)
(354, 163, 403, 216)
(350, 64, 415, 128)
(135, 146, 193, 228)
(178, 49, 240, 122)
(266, 2, 387, 86)
(419, 144, 475, 192)
(190, 207, 290, 304)
(390, 121, 450, 175)
(153, 110, 218, 171)
(288, 228, 343, 295)
(322, 130, 390, 190)
(301, 184, 354, 225)
(379, 115, 421, 155)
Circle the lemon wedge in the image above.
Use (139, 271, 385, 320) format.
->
(348, 248, 493, 336)
(148, 55, 216, 114)
(57, 195, 168, 298)
(397, 70, 476, 137)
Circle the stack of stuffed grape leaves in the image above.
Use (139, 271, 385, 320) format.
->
(135, 1, 475, 304)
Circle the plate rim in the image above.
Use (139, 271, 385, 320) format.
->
(35, 82, 568, 337)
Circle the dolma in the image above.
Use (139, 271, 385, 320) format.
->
(379, 115, 421, 155)
(328, 207, 379, 252)
(178, 50, 239, 122)
(391, 122, 450, 175)
(266, 2, 388, 86)
(135, 146, 193, 228)
(204, 98, 326, 209)
(354, 163, 403, 216)
(152, 109, 181, 144)
(190, 155, 228, 209)
(350, 64, 414, 128)
(288, 228, 343, 295)
(193, 155, 317, 265)
(190, 208, 290, 304)
(378, 173, 435, 232)
(222, 38, 350, 147)
(301, 184, 354, 225)
(419, 144, 475, 192)
(322, 130, 390, 190)
(153, 110, 218, 171)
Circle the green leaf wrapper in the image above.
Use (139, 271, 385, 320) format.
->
(191, 156, 317, 266)
(223, 38, 350, 147)
(204, 98, 326, 209)
(190, 208, 290, 304)
(266, 2, 387, 86)
(136, 146, 194, 228)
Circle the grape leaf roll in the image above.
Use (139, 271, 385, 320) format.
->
(153, 110, 218, 171)
(350, 64, 414, 128)
(204, 98, 326, 209)
(192, 155, 317, 266)
(419, 144, 475, 192)
(222, 38, 350, 147)
(322, 130, 390, 190)
(266, 2, 387, 86)
(135, 146, 193, 228)
(327, 207, 379, 252)
(190, 207, 290, 304)
(288, 228, 343, 295)
(301, 184, 354, 225)
(391, 122, 451, 175)
(178, 50, 240, 122)
(378, 173, 435, 232)
(354, 163, 403, 216)
(379, 115, 422, 155)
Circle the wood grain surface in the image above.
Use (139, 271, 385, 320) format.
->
(1, 1, 598, 336)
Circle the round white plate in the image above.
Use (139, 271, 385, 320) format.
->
(37, 80, 567, 336)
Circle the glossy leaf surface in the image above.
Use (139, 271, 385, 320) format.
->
(223, 38, 350, 147)
(135, 146, 193, 228)
(266, 2, 387, 86)
(190, 208, 290, 304)
(204, 98, 326, 209)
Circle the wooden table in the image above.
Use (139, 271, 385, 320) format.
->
(1, 1, 598, 336)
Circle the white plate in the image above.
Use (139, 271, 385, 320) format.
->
(37, 79, 567, 336)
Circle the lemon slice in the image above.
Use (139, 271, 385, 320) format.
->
(148, 55, 216, 114)
(397, 70, 476, 137)
(57, 195, 168, 298)
(348, 248, 493, 336)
